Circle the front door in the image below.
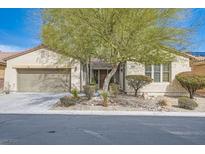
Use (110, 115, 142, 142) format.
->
(99, 70, 107, 89)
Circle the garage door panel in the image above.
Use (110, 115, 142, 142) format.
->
(17, 69, 71, 92)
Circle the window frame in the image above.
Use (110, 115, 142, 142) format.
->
(145, 65, 152, 79)
(153, 64, 161, 82)
(145, 64, 171, 83)
(162, 64, 171, 82)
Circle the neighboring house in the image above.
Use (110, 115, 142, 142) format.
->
(4, 45, 192, 96)
(191, 57, 205, 76)
(190, 56, 205, 95)
(0, 51, 17, 90)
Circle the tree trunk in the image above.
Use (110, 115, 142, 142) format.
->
(103, 63, 119, 92)
(188, 89, 194, 99)
(86, 61, 90, 85)
(80, 62, 82, 92)
(135, 90, 137, 97)
(190, 90, 194, 99)
(189, 92, 193, 99)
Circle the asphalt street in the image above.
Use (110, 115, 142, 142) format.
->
(0, 114, 204, 145)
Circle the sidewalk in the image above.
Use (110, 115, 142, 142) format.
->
(1, 110, 205, 117)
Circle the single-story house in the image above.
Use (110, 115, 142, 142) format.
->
(3, 45, 193, 96)
(0, 51, 17, 90)
(190, 56, 205, 95)
(191, 57, 205, 76)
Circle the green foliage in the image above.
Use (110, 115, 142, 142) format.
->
(41, 9, 191, 91)
(126, 75, 152, 96)
(42, 9, 189, 65)
(100, 91, 109, 107)
(90, 78, 97, 86)
(71, 88, 79, 98)
(60, 96, 77, 107)
(42, 9, 95, 64)
(83, 85, 96, 99)
(176, 72, 205, 99)
(178, 96, 198, 110)
(109, 83, 119, 97)
(158, 98, 172, 107)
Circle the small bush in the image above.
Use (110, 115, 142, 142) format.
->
(109, 83, 119, 97)
(178, 97, 198, 110)
(126, 75, 152, 96)
(4, 82, 11, 94)
(83, 85, 96, 99)
(90, 78, 97, 85)
(60, 96, 78, 107)
(176, 72, 205, 99)
(71, 88, 79, 98)
(100, 91, 109, 107)
(158, 98, 171, 107)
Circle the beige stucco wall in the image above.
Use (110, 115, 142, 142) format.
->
(125, 55, 191, 96)
(0, 65, 5, 79)
(4, 48, 82, 92)
(0, 65, 5, 90)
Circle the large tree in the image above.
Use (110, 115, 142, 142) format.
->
(41, 9, 189, 91)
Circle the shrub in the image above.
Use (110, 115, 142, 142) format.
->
(100, 91, 109, 107)
(158, 98, 172, 107)
(90, 78, 97, 85)
(109, 83, 119, 97)
(4, 82, 11, 94)
(90, 79, 98, 91)
(176, 72, 205, 99)
(60, 96, 78, 107)
(71, 88, 79, 98)
(83, 85, 96, 99)
(178, 97, 198, 110)
(126, 75, 152, 96)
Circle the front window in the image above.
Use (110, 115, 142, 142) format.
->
(145, 65, 152, 78)
(145, 64, 171, 82)
(162, 64, 170, 82)
(154, 64, 161, 82)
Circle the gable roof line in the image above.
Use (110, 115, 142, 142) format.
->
(3, 44, 46, 61)
(4, 44, 196, 62)
(159, 45, 197, 60)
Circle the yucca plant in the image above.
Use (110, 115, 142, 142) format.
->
(100, 91, 109, 107)
(71, 88, 79, 99)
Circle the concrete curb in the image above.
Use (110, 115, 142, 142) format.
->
(1, 110, 205, 117)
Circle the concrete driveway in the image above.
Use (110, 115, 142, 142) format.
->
(0, 93, 68, 113)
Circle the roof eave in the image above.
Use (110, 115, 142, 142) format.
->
(160, 45, 197, 60)
(3, 44, 46, 61)
(0, 62, 6, 66)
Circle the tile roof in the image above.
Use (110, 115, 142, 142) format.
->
(0, 52, 18, 65)
(3, 44, 45, 61)
(191, 56, 205, 66)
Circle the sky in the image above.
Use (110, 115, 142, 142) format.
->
(0, 8, 205, 53)
(0, 8, 42, 52)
